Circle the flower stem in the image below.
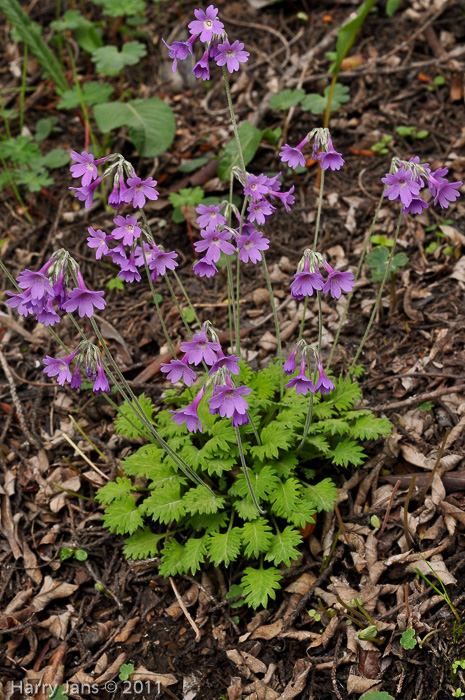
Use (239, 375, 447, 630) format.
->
(222, 66, 247, 178)
(327, 191, 384, 369)
(234, 426, 264, 515)
(226, 255, 239, 356)
(140, 241, 176, 356)
(261, 252, 283, 398)
(164, 273, 192, 338)
(171, 270, 202, 328)
(351, 210, 403, 368)
(297, 294, 322, 452)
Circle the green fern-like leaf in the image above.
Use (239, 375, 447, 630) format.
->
(327, 376, 361, 411)
(188, 511, 229, 534)
(265, 526, 302, 567)
(350, 415, 392, 440)
(234, 496, 263, 521)
(237, 359, 254, 386)
(140, 484, 186, 524)
(122, 527, 165, 559)
(269, 478, 301, 518)
(159, 538, 186, 577)
(122, 444, 164, 478)
(329, 439, 366, 467)
(268, 452, 298, 478)
(114, 394, 155, 438)
(207, 527, 242, 566)
(241, 565, 282, 609)
(241, 518, 273, 558)
(96, 477, 133, 505)
(303, 478, 338, 512)
(250, 422, 296, 460)
(287, 499, 317, 529)
(183, 536, 208, 574)
(312, 401, 336, 420)
(183, 486, 225, 515)
(319, 418, 351, 436)
(102, 495, 144, 535)
(229, 465, 279, 499)
(249, 363, 280, 405)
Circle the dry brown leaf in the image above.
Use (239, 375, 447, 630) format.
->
(132, 666, 177, 686)
(306, 615, 339, 649)
(31, 576, 79, 611)
(83, 621, 114, 648)
(278, 658, 311, 699)
(166, 583, 198, 619)
(284, 572, 317, 595)
(226, 650, 267, 677)
(249, 679, 280, 700)
(346, 675, 381, 694)
(250, 619, 283, 640)
(407, 554, 456, 585)
(357, 646, 381, 679)
(228, 676, 243, 700)
(4, 588, 34, 615)
(94, 652, 126, 683)
(114, 617, 140, 643)
(39, 610, 72, 639)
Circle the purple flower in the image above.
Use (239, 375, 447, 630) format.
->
(87, 227, 109, 260)
(284, 348, 297, 375)
(109, 244, 128, 268)
(93, 364, 110, 394)
(194, 228, 236, 263)
(247, 198, 275, 225)
(280, 144, 306, 170)
(318, 138, 344, 171)
(69, 176, 103, 209)
(322, 264, 355, 299)
(35, 298, 60, 326)
(196, 203, 226, 232)
(43, 350, 77, 386)
(62, 271, 106, 318)
(193, 256, 217, 278)
(120, 176, 159, 209)
(382, 168, 421, 207)
(52, 270, 68, 311)
(237, 229, 269, 264)
(70, 363, 82, 389)
(244, 174, 271, 200)
(193, 50, 210, 81)
(111, 215, 141, 246)
(269, 185, 295, 212)
(161, 357, 197, 386)
(134, 244, 178, 280)
(209, 349, 240, 375)
(118, 250, 142, 283)
(16, 263, 54, 300)
(5, 289, 37, 317)
(214, 40, 249, 73)
(428, 168, 462, 209)
(314, 363, 334, 394)
(209, 380, 251, 419)
(180, 330, 221, 366)
(402, 197, 429, 215)
(290, 260, 325, 300)
(188, 5, 224, 43)
(285, 359, 315, 396)
(162, 38, 191, 73)
(70, 151, 98, 187)
(231, 410, 250, 427)
(170, 389, 204, 433)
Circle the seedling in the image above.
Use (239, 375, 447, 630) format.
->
(415, 558, 463, 642)
(119, 663, 135, 681)
(371, 134, 393, 155)
(427, 75, 446, 92)
(396, 125, 429, 140)
(60, 547, 88, 562)
(400, 628, 417, 649)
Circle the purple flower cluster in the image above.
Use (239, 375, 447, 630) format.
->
(69, 153, 159, 211)
(163, 5, 249, 80)
(284, 348, 334, 397)
(290, 256, 355, 301)
(280, 129, 344, 172)
(43, 343, 110, 394)
(6, 254, 106, 326)
(192, 172, 294, 277)
(382, 157, 462, 214)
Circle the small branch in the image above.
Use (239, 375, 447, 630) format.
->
(169, 577, 201, 642)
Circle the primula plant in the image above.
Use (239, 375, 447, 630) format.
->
(2, 5, 463, 609)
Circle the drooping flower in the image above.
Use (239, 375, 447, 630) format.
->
(62, 271, 106, 318)
(180, 330, 221, 366)
(244, 174, 271, 200)
(70, 362, 82, 389)
(162, 38, 191, 73)
(214, 40, 250, 73)
(237, 228, 269, 264)
(314, 363, 334, 395)
(209, 379, 251, 420)
(193, 256, 218, 278)
(120, 176, 159, 209)
(428, 167, 462, 209)
(290, 259, 325, 300)
(160, 356, 197, 386)
(196, 203, 226, 232)
(285, 359, 315, 395)
(35, 298, 60, 326)
(194, 228, 236, 263)
(317, 137, 344, 171)
(93, 363, 110, 394)
(170, 388, 204, 433)
(43, 350, 78, 386)
(188, 5, 224, 43)
(284, 348, 298, 375)
(209, 349, 240, 375)
(118, 250, 142, 283)
(193, 50, 211, 80)
(69, 176, 103, 209)
(16, 261, 54, 300)
(268, 185, 295, 212)
(87, 227, 109, 260)
(322, 263, 355, 299)
(402, 197, 428, 215)
(279, 136, 309, 170)
(111, 215, 141, 246)
(382, 168, 421, 207)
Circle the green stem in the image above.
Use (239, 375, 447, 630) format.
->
(261, 252, 283, 398)
(171, 270, 202, 328)
(222, 66, 247, 178)
(313, 168, 325, 249)
(236, 251, 241, 355)
(298, 297, 308, 343)
(327, 190, 385, 369)
(164, 273, 192, 338)
(0, 151, 33, 224)
(140, 241, 176, 356)
(226, 255, 239, 355)
(234, 426, 264, 515)
(298, 295, 322, 452)
(0, 259, 20, 289)
(351, 211, 403, 368)
(19, 45, 27, 134)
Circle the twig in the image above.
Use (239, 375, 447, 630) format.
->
(169, 577, 201, 642)
(333, 504, 351, 548)
(367, 384, 465, 412)
(403, 476, 417, 551)
(376, 479, 401, 540)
